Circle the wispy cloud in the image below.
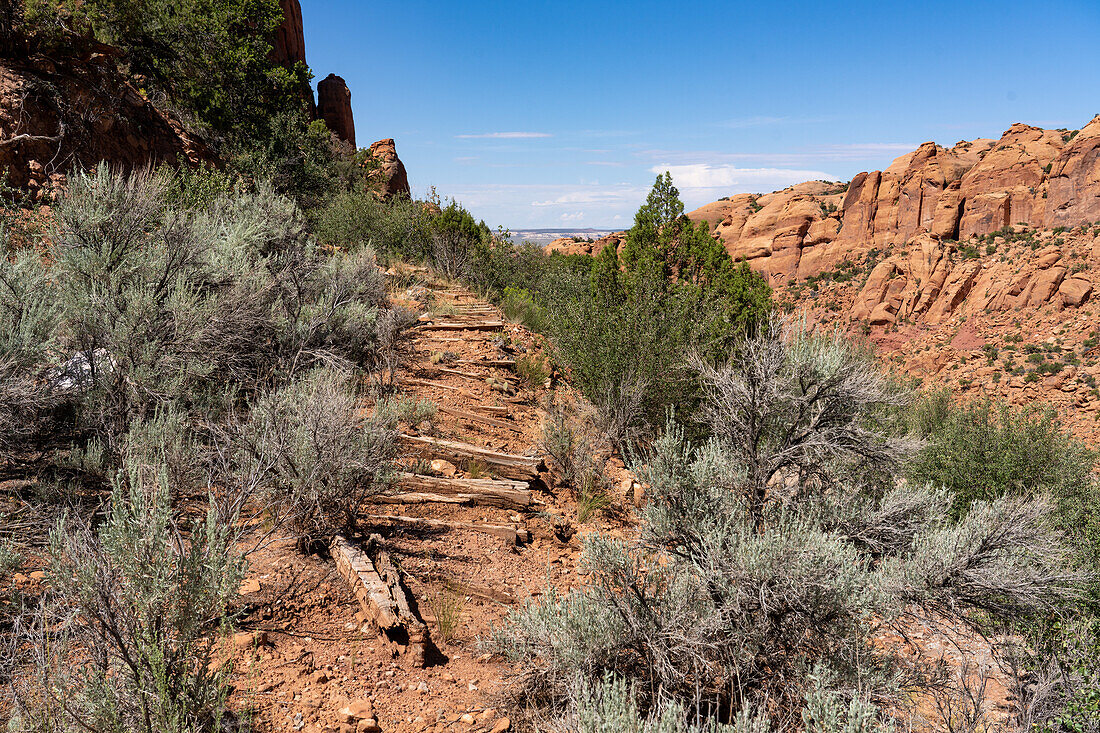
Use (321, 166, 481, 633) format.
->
(817, 142, 918, 154)
(649, 164, 836, 190)
(454, 131, 553, 139)
(432, 182, 647, 229)
(583, 160, 627, 167)
(531, 187, 645, 207)
(637, 141, 921, 166)
(717, 115, 835, 129)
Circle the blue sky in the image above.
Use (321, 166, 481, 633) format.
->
(302, 0, 1100, 230)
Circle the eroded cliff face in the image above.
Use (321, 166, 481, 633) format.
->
(0, 46, 213, 201)
(365, 139, 410, 200)
(317, 73, 355, 147)
(545, 120, 1100, 441)
(269, 0, 315, 115)
(685, 117, 1100, 285)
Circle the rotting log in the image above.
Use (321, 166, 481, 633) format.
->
(331, 534, 430, 666)
(381, 473, 535, 510)
(369, 513, 531, 545)
(436, 404, 524, 433)
(417, 321, 504, 332)
(399, 434, 543, 479)
(454, 358, 515, 368)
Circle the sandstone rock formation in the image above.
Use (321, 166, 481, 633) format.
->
(1, 45, 212, 200)
(317, 73, 355, 147)
(687, 117, 1100, 283)
(546, 232, 627, 257)
(269, 0, 315, 114)
(271, 0, 307, 68)
(365, 139, 410, 199)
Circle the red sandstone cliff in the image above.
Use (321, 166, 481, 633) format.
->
(680, 118, 1100, 282)
(317, 73, 355, 148)
(0, 43, 213, 201)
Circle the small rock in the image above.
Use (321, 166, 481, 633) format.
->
(356, 720, 381, 733)
(460, 713, 475, 725)
(431, 459, 458, 478)
(233, 630, 267, 648)
(489, 718, 511, 733)
(338, 699, 375, 724)
(238, 578, 262, 595)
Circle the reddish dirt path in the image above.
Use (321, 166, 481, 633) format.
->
(226, 270, 632, 733)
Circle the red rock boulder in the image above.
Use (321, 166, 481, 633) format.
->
(365, 139, 410, 199)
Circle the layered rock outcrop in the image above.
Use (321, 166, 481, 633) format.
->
(365, 139, 410, 199)
(271, 0, 307, 68)
(0, 46, 212, 200)
(688, 117, 1100, 283)
(269, 0, 315, 114)
(317, 73, 355, 147)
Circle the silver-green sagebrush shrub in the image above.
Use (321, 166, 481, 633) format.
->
(11, 458, 244, 733)
(571, 672, 889, 733)
(237, 367, 397, 550)
(42, 165, 408, 450)
(495, 320, 1081, 728)
(0, 232, 62, 460)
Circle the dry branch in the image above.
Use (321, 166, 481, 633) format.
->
(399, 434, 544, 479)
(368, 513, 531, 545)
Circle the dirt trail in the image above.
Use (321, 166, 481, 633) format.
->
(227, 270, 627, 733)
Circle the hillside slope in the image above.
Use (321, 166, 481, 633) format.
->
(548, 118, 1100, 443)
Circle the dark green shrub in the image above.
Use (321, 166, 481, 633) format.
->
(908, 400, 1095, 514)
(311, 186, 430, 259)
(907, 399, 1100, 603)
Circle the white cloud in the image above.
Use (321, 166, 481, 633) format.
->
(531, 188, 645, 207)
(559, 211, 585, 222)
(454, 131, 553, 139)
(818, 142, 918, 154)
(649, 164, 836, 190)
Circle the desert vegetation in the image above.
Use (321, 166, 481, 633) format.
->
(1, 153, 1098, 733)
(3, 2, 1100, 727)
(0, 164, 411, 731)
(495, 319, 1100, 733)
